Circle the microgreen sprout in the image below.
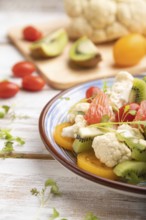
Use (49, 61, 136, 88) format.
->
(84, 212, 100, 220)
(0, 129, 25, 154)
(59, 97, 70, 101)
(0, 105, 30, 120)
(31, 178, 61, 208)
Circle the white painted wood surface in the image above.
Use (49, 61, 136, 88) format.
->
(0, 6, 146, 220)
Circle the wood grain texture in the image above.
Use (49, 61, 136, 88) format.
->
(0, 0, 64, 12)
(0, 159, 145, 220)
(8, 20, 146, 89)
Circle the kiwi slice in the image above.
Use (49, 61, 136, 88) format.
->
(30, 28, 68, 58)
(69, 36, 102, 68)
(124, 138, 146, 162)
(116, 132, 146, 162)
(73, 135, 92, 154)
(113, 160, 146, 184)
(129, 78, 146, 103)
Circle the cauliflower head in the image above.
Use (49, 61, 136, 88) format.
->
(92, 132, 131, 167)
(64, 0, 146, 43)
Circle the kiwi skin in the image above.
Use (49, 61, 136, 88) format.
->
(129, 78, 146, 103)
(113, 160, 146, 184)
(70, 54, 102, 68)
(73, 135, 93, 154)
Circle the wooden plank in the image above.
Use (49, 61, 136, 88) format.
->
(8, 20, 146, 90)
(0, 158, 145, 220)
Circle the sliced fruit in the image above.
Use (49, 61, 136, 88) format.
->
(129, 78, 146, 104)
(84, 90, 111, 125)
(54, 122, 74, 151)
(69, 36, 101, 67)
(78, 126, 104, 138)
(77, 151, 117, 180)
(134, 100, 146, 121)
(73, 136, 92, 154)
(86, 86, 101, 103)
(113, 160, 146, 184)
(115, 103, 140, 122)
(113, 34, 146, 67)
(30, 29, 68, 58)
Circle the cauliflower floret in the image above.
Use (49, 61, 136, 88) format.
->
(68, 102, 90, 123)
(109, 71, 134, 109)
(62, 115, 87, 138)
(92, 132, 131, 167)
(64, 0, 146, 43)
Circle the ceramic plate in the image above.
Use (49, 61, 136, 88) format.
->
(39, 77, 146, 198)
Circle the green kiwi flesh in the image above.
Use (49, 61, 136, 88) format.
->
(129, 78, 146, 103)
(124, 138, 146, 162)
(113, 160, 146, 184)
(69, 36, 102, 67)
(73, 135, 92, 154)
(30, 28, 68, 58)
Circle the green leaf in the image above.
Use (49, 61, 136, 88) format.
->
(102, 81, 108, 93)
(45, 179, 60, 195)
(0, 112, 5, 118)
(15, 137, 25, 145)
(128, 110, 137, 116)
(0, 105, 10, 118)
(85, 212, 100, 220)
(2, 105, 10, 113)
(2, 141, 14, 153)
(45, 179, 57, 187)
(59, 96, 70, 101)
(124, 105, 130, 114)
(30, 188, 39, 196)
(50, 184, 60, 195)
(49, 208, 60, 220)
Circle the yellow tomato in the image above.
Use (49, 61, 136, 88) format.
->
(77, 151, 117, 180)
(54, 122, 74, 151)
(113, 34, 146, 67)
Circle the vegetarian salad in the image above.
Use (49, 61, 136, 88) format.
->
(54, 71, 146, 185)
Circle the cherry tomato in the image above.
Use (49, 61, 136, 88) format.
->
(23, 26, 43, 41)
(12, 61, 36, 78)
(86, 86, 101, 102)
(0, 81, 19, 99)
(84, 90, 111, 124)
(115, 103, 140, 122)
(22, 75, 45, 91)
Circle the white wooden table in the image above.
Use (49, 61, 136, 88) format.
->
(0, 10, 146, 220)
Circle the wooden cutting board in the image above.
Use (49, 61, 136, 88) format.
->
(8, 18, 146, 90)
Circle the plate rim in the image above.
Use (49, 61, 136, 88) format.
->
(39, 78, 146, 196)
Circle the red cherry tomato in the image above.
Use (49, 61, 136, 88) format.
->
(22, 75, 45, 91)
(0, 81, 19, 99)
(23, 26, 43, 41)
(12, 61, 36, 78)
(115, 103, 140, 122)
(86, 86, 101, 102)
